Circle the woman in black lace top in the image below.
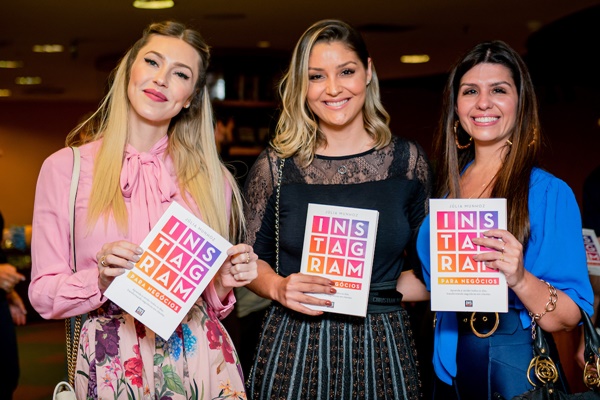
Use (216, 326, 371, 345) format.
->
(243, 19, 432, 399)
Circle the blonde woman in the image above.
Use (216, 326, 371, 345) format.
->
(244, 19, 431, 399)
(29, 21, 256, 399)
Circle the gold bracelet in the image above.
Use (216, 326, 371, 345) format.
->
(528, 279, 558, 322)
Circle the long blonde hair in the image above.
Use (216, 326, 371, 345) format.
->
(272, 19, 391, 166)
(65, 21, 244, 242)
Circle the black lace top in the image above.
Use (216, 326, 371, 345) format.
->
(243, 136, 432, 283)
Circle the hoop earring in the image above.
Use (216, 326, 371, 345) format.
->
(454, 121, 472, 149)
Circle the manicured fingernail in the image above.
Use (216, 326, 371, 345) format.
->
(136, 247, 143, 254)
(133, 255, 141, 262)
(330, 288, 337, 294)
(127, 261, 136, 269)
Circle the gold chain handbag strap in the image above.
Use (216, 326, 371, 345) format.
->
(65, 315, 81, 386)
(66, 146, 82, 387)
(274, 157, 285, 274)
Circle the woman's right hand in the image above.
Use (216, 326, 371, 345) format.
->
(273, 272, 336, 316)
(0, 263, 25, 293)
(96, 241, 143, 293)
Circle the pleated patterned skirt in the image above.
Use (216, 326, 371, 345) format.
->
(247, 303, 422, 400)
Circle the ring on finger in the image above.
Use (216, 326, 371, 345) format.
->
(245, 252, 250, 264)
(100, 255, 108, 268)
(501, 244, 505, 253)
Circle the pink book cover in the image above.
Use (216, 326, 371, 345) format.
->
(300, 203, 379, 317)
(104, 201, 232, 339)
(429, 198, 508, 312)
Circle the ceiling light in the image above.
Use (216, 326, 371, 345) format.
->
(0, 60, 23, 68)
(0, 89, 11, 97)
(133, 0, 174, 9)
(400, 54, 430, 64)
(15, 76, 42, 85)
(32, 44, 64, 53)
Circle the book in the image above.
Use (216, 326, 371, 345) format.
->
(583, 228, 600, 276)
(429, 198, 508, 313)
(299, 203, 379, 317)
(104, 201, 232, 339)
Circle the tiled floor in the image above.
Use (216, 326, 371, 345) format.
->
(13, 320, 65, 400)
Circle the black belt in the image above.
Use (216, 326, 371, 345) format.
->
(367, 281, 403, 314)
(369, 289, 403, 305)
(457, 309, 520, 337)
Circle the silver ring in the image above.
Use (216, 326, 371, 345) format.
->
(245, 252, 250, 264)
(100, 255, 108, 267)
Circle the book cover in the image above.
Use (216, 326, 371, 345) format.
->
(104, 201, 232, 339)
(429, 198, 508, 312)
(583, 228, 600, 276)
(299, 203, 379, 317)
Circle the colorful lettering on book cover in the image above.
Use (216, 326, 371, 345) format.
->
(584, 232, 600, 266)
(436, 210, 501, 285)
(131, 215, 222, 311)
(306, 215, 369, 290)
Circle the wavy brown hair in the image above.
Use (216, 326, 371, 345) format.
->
(434, 40, 541, 245)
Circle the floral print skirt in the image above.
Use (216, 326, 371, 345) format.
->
(75, 299, 246, 400)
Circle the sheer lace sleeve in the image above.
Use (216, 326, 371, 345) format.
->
(405, 140, 433, 281)
(243, 148, 278, 246)
(406, 140, 433, 214)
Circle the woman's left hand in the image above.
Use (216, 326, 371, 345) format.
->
(472, 229, 525, 288)
(216, 244, 258, 292)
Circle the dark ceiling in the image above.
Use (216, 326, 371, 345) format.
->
(0, 0, 598, 102)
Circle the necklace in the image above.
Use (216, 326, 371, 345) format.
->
(468, 180, 493, 199)
(463, 172, 498, 199)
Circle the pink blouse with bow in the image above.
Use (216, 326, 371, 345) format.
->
(29, 136, 235, 320)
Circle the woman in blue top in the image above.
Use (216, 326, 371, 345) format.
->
(417, 40, 594, 399)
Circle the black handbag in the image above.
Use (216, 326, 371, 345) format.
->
(495, 307, 600, 399)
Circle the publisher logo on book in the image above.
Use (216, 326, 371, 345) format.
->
(135, 306, 146, 316)
(465, 300, 473, 308)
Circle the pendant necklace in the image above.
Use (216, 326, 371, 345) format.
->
(468, 180, 493, 199)
(465, 171, 498, 199)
